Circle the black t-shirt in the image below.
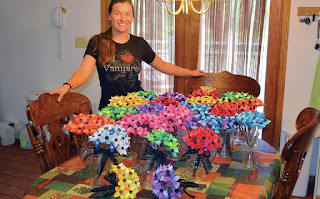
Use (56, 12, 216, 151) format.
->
(84, 34, 156, 109)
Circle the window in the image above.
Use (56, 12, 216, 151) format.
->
(198, 0, 271, 103)
(130, 0, 175, 94)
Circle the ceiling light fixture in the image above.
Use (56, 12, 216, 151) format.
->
(146, 0, 226, 15)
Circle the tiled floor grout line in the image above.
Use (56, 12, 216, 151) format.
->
(0, 142, 41, 199)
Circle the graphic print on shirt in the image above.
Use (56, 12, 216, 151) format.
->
(103, 50, 141, 81)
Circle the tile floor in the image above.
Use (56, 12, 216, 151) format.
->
(0, 141, 316, 199)
(0, 142, 41, 199)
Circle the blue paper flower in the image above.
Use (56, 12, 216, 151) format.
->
(210, 115, 237, 134)
(234, 111, 271, 130)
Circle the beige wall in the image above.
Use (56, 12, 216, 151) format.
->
(282, 0, 320, 176)
(0, 0, 102, 122)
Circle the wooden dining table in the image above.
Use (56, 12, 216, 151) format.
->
(23, 139, 282, 199)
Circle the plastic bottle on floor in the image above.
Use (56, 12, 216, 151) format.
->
(19, 126, 33, 150)
(14, 120, 25, 140)
(0, 122, 15, 146)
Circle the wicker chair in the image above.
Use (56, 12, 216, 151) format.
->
(273, 107, 320, 199)
(26, 92, 92, 173)
(185, 71, 260, 97)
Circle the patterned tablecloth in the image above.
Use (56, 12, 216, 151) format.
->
(24, 139, 282, 199)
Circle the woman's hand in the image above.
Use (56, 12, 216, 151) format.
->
(49, 85, 70, 102)
(190, 69, 206, 77)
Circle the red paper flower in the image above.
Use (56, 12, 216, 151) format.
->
(210, 101, 242, 118)
(150, 97, 180, 106)
(210, 98, 266, 117)
(189, 86, 220, 99)
(183, 127, 221, 156)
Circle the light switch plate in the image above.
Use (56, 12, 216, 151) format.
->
(75, 37, 89, 48)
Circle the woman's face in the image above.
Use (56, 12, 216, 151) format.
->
(108, 2, 133, 35)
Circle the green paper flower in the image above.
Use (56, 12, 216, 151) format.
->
(132, 90, 158, 101)
(145, 129, 179, 157)
(218, 91, 255, 102)
(98, 105, 138, 120)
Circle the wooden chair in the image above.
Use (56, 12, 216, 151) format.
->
(185, 71, 261, 97)
(273, 107, 320, 199)
(26, 92, 92, 173)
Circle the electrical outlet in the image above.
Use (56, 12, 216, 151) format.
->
(75, 37, 89, 48)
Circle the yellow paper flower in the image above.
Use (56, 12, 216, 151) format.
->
(112, 163, 140, 199)
(109, 94, 148, 108)
(200, 86, 216, 94)
(188, 96, 217, 106)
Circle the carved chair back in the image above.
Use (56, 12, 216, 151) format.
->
(185, 71, 260, 97)
(26, 92, 92, 173)
(273, 107, 320, 199)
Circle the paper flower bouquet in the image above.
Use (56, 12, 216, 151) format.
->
(135, 129, 179, 174)
(234, 110, 271, 131)
(189, 86, 220, 99)
(118, 113, 162, 137)
(186, 103, 216, 130)
(152, 164, 183, 199)
(134, 103, 165, 115)
(187, 96, 217, 107)
(132, 90, 158, 101)
(183, 127, 221, 156)
(158, 92, 188, 103)
(218, 91, 255, 102)
(210, 98, 266, 117)
(150, 96, 181, 106)
(89, 124, 130, 155)
(64, 113, 115, 136)
(145, 129, 179, 157)
(210, 115, 237, 158)
(152, 164, 206, 199)
(90, 163, 140, 199)
(183, 127, 221, 176)
(98, 105, 138, 121)
(109, 93, 148, 107)
(158, 104, 194, 133)
(84, 124, 130, 177)
(233, 111, 271, 168)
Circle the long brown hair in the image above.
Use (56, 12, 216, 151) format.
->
(91, 0, 134, 66)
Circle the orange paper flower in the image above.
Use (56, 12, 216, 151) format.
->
(64, 113, 115, 136)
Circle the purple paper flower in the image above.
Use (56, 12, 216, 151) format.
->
(159, 92, 188, 103)
(134, 103, 165, 115)
(152, 164, 183, 199)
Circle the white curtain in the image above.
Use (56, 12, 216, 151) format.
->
(199, 0, 270, 101)
(130, 0, 175, 94)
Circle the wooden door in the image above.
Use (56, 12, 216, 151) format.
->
(262, 0, 291, 149)
(101, 0, 111, 32)
(174, 2, 201, 96)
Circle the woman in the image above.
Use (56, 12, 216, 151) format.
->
(50, 0, 205, 109)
